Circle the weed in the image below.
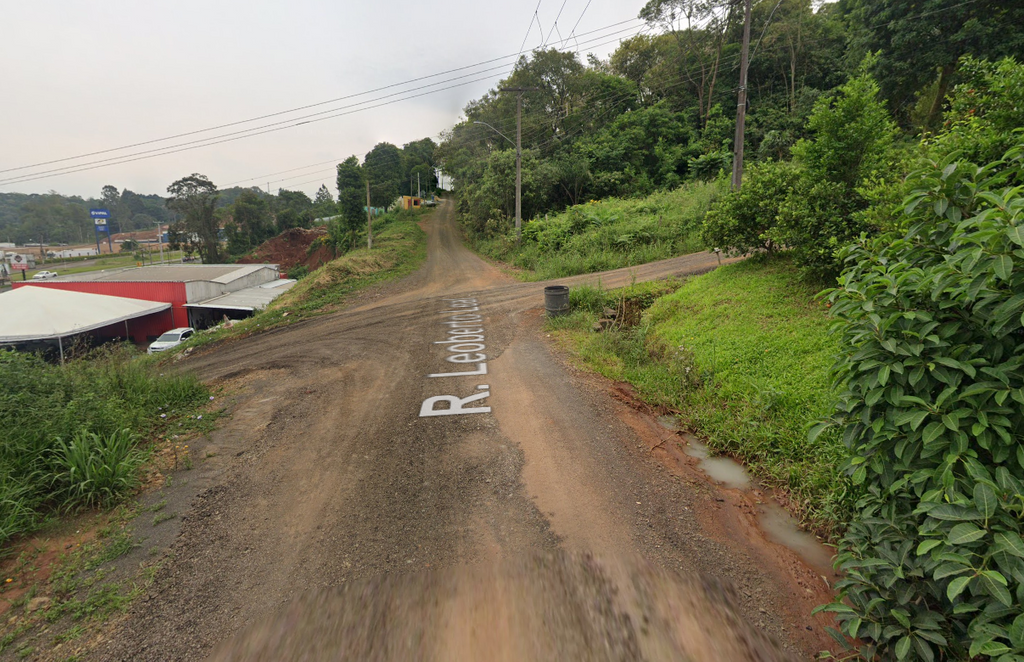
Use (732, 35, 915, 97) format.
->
(0, 347, 209, 547)
(54, 625, 84, 643)
(152, 512, 176, 526)
(145, 499, 167, 513)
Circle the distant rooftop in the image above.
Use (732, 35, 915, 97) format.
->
(51, 263, 277, 284)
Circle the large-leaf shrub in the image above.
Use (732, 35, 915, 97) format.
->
(820, 143, 1024, 660)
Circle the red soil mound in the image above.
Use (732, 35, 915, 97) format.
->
(237, 227, 335, 271)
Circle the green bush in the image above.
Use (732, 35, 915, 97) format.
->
(819, 143, 1024, 660)
(930, 56, 1024, 169)
(701, 160, 798, 256)
(0, 348, 208, 547)
(287, 264, 309, 280)
(702, 66, 900, 282)
(52, 429, 143, 510)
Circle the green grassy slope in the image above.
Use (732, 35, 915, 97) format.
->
(550, 257, 851, 535)
(475, 180, 725, 280)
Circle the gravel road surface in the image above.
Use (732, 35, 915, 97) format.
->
(90, 202, 835, 661)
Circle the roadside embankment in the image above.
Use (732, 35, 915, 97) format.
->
(547, 256, 851, 537)
(175, 211, 428, 353)
(473, 180, 724, 281)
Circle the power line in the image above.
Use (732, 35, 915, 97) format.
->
(564, 0, 595, 50)
(1, 22, 648, 189)
(517, 0, 546, 67)
(542, 0, 570, 48)
(0, 17, 640, 177)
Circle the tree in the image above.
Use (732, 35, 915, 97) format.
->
(842, 0, 1024, 126)
(639, 0, 732, 128)
(225, 190, 274, 255)
(275, 189, 313, 231)
(311, 184, 337, 222)
(100, 185, 130, 234)
(166, 174, 222, 263)
(790, 65, 897, 189)
(363, 142, 403, 208)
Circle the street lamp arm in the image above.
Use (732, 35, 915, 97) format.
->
(472, 121, 516, 148)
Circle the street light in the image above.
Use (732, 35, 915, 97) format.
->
(474, 120, 522, 241)
(473, 121, 515, 147)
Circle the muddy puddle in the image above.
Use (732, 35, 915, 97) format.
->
(656, 415, 833, 574)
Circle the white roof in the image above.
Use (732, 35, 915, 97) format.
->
(184, 279, 297, 312)
(0, 286, 171, 343)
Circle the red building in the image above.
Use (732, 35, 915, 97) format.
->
(14, 263, 285, 342)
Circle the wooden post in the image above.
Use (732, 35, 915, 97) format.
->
(731, 0, 752, 191)
(366, 180, 373, 249)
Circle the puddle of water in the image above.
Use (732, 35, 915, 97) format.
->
(656, 415, 681, 431)
(655, 415, 832, 572)
(678, 437, 751, 490)
(758, 503, 834, 575)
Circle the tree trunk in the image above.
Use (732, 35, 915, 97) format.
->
(926, 63, 956, 130)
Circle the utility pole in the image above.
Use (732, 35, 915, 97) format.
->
(417, 173, 421, 198)
(498, 87, 540, 242)
(366, 180, 373, 249)
(731, 0, 753, 191)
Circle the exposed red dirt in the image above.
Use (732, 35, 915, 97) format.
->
(236, 227, 335, 272)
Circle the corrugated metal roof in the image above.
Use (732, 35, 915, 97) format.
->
(0, 287, 170, 342)
(184, 279, 297, 312)
(51, 264, 277, 283)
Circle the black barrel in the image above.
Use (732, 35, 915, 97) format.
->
(544, 285, 570, 317)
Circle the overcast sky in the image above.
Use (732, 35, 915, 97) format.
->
(0, 0, 651, 200)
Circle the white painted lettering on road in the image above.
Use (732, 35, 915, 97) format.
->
(419, 385, 491, 417)
(420, 298, 494, 417)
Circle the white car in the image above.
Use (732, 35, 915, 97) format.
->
(32, 270, 58, 279)
(148, 327, 195, 354)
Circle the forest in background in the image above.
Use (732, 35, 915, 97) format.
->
(439, 0, 1024, 245)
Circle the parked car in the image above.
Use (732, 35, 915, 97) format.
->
(147, 327, 195, 354)
(32, 270, 58, 279)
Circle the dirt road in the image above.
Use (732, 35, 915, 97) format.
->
(93, 202, 836, 661)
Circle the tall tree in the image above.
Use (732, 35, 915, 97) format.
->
(363, 142, 403, 208)
(335, 156, 365, 231)
(166, 174, 222, 263)
(312, 184, 336, 219)
(225, 190, 274, 255)
(639, 0, 733, 128)
(841, 0, 1024, 126)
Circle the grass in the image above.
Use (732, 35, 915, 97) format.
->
(0, 346, 210, 549)
(167, 208, 428, 353)
(24, 250, 186, 279)
(548, 256, 852, 537)
(473, 179, 725, 280)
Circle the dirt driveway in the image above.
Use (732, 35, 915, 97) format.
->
(92, 202, 836, 661)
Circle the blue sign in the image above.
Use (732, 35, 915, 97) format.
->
(90, 209, 110, 219)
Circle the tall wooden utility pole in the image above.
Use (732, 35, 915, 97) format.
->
(498, 87, 539, 242)
(731, 0, 753, 191)
(366, 180, 373, 249)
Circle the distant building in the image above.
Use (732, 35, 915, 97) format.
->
(398, 196, 423, 211)
(13, 263, 294, 339)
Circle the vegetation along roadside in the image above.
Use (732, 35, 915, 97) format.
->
(164, 208, 428, 355)
(546, 258, 849, 538)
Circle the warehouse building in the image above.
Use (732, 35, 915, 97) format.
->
(13, 263, 294, 339)
(0, 287, 172, 361)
